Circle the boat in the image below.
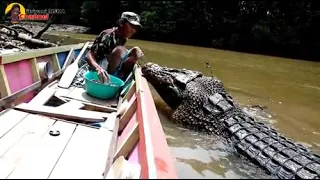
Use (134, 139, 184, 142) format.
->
(0, 42, 178, 179)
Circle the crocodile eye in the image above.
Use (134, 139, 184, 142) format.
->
(174, 75, 187, 89)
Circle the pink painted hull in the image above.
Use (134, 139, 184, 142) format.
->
(0, 45, 83, 105)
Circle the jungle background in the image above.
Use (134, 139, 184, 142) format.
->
(0, 0, 319, 61)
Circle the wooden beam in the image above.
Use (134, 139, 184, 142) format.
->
(122, 80, 136, 103)
(30, 58, 41, 82)
(28, 87, 56, 106)
(51, 54, 61, 72)
(119, 97, 137, 132)
(54, 87, 75, 98)
(0, 81, 41, 107)
(57, 100, 85, 109)
(0, 43, 85, 64)
(62, 87, 118, 107)
(0, 65, 11, 97)
(114, 114, 139, 160)
(60, 97, 117, 113)
(14, 103, 110, 123)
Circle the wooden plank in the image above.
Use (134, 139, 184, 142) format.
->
(51, 54, 61, 72)
(134, 65, 158, 179)
(8, 121, 77, 179)
(28, 87, 56, 106)
(135, 65, 178, 179)
(120, 72, 134, 97)
(58, 42, 90, 88)
(0, 114, 55, 178)
(62, 48, 75, 70)
(122, 80, 136, 103)
(116, 74, 134, 110)
(119, 96, 137, 132)
(0, 43, 85, 64)
(0, 114, 44, 158)
(64, 87, 118, 107)
(61, 97, 117, 112)
(53, 95, 68, 103)
(0, 109, 29, 138)
(30, 58, 41, 82)
(103, 114, 120, 178)
(14, 103, 109, 123)
(54, 86, 75, 98)
(34, 79, 57, 94)
(82, 101, 117, 112)
(49, 116, 118, 179)
(44, 79, 59, 89)
(115, 111, 139, 160)
(57, 100, 84, 109)
(0, 81, 41, 107)
(106, 156, 141, 179)
(0, 65, 12, 108)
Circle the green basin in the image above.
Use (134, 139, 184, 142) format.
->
(84, 71, 124, 100)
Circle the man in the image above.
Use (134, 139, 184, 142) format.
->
(9, 4, 21, 24)
(85, 11, 144, 83)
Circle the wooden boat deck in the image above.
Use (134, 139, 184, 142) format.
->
(0, 109, 118, 179)
(0, 42, 178, 179)
(0, 76, 127, 178)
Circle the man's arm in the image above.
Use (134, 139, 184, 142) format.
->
(85, 31, 103, 69)
(86, 30, 112, 69)
(85, 31, 112, 82)
(86, 50, 100, 70)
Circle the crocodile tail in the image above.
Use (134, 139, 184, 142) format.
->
(224, 114, 320, 179)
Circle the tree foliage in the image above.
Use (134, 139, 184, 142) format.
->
(1, 0, 319, 61)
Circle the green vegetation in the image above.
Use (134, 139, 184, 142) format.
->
(1, 0, 318, 61)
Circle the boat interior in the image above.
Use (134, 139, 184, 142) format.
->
(0, 42, 177, 179)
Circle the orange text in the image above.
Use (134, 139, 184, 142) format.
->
(19, 14, 49, 21)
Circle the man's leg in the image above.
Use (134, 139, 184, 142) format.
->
(106, 46, 129, 74)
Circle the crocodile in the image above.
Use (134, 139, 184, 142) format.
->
(141, 62, 320, 179)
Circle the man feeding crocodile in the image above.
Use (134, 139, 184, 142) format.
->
(83, 11, 144, 84)
(141, 62, 320, 179)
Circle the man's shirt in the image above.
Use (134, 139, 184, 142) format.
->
(90, 27, 127, 62)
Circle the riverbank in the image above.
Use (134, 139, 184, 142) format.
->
(16, 21, 90, 34)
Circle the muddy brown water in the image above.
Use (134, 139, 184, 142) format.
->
(45, 32, 320, 178)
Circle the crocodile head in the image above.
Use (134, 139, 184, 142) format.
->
(141, 62, 202, 109)
(142, 62, 238, 133)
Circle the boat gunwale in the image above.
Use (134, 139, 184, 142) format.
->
(0, 43, 88, 65)
(134, 65, 178, 179)
(0, 43, 88, 107)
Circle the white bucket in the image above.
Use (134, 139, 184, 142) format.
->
(38, 61, 53, 79)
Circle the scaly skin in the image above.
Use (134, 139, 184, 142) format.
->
(141, 62, 320, 179)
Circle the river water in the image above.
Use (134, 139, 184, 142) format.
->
(46, 32, 320, 179)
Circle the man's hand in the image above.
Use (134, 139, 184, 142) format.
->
(96, 66, 110, 84)
(130, 46, 144, 59)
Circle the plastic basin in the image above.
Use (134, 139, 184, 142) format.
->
(84, 71, 124, 100)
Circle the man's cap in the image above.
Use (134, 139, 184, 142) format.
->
(121, 11, 142, 28)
